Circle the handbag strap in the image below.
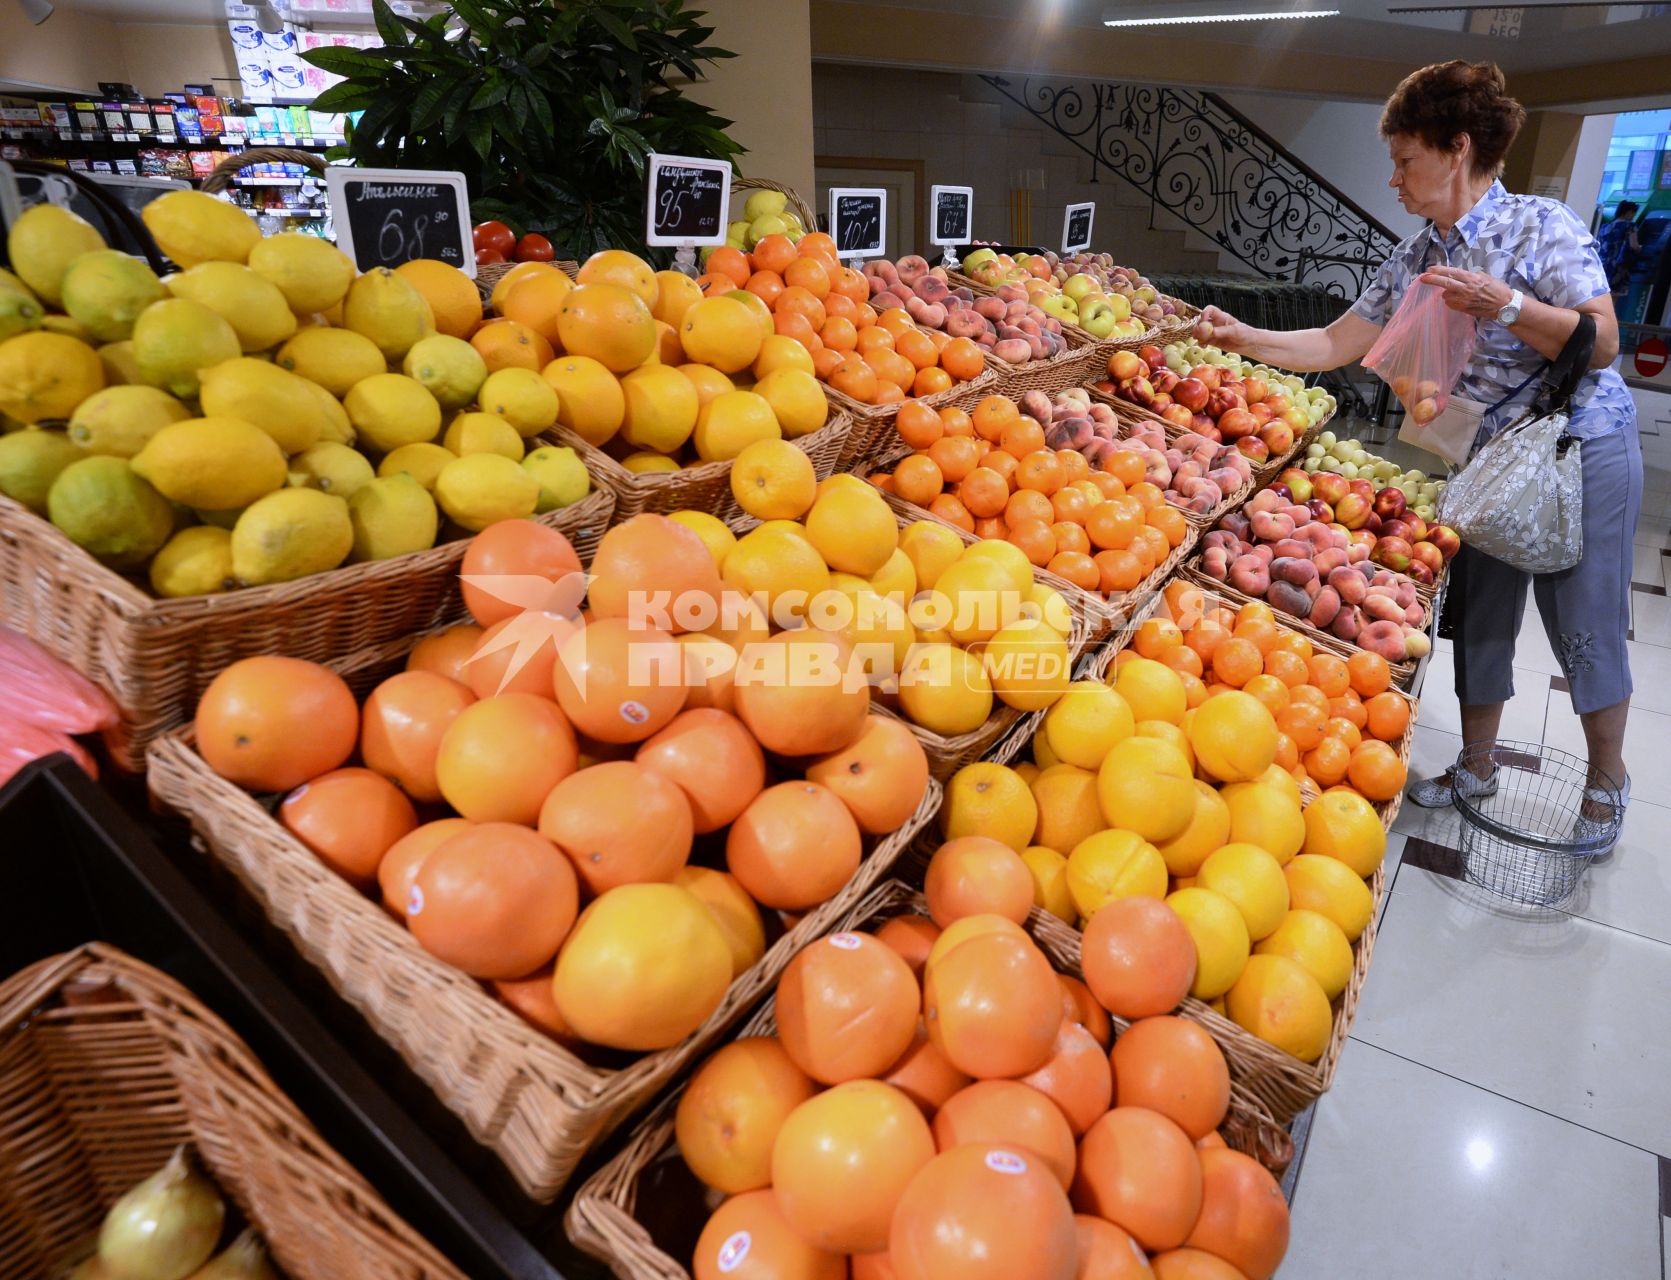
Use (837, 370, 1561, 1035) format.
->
(1532, 313, 1596, 417)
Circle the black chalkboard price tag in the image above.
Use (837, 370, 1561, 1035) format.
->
(829, 187, 887, 260)
(645, 152, 732, 247)
(930, 184, 974, 247)
(324, 167, 474, 277)
(1062, 201, 1096, 255)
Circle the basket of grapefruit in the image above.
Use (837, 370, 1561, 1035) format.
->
(566, 878, 1294, 1280)
(145, 516, 942, 1202)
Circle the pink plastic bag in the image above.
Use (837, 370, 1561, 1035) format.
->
(1362, 283, 1478, 426)
(0, 720, 98, 787)
(0, 626, 118, 735)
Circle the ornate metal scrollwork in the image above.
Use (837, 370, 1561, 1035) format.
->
(979, 74, 1397, 299)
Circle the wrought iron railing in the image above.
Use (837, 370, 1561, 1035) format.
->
(977, 74, 1398, 299)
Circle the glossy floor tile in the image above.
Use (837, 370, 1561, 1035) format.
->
(1412, 647, 1551, 742)
(1558, 798, 1671, 946)
(1631, 542, 1666, 590)
(1350, 868, 1671, 1157)
(1284, 1043, 1662, 1280)
(1543, 697, 1671, 808)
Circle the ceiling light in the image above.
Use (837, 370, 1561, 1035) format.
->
(1104, 7, 1337, 24)
(18, 0, 54, 24)
(255, 0, 285, 34)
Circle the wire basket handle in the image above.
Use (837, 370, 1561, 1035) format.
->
(201, 147, 328, 195)
(2, 160, 169, 275)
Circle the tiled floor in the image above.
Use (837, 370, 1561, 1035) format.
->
(1285, 477, 1671, 1277)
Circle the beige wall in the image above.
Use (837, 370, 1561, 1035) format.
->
(684, 0, 817, 210)
(116, 23, 240, 98)
(0, 10, 237, 97)
(1502, 110, 1584, 197)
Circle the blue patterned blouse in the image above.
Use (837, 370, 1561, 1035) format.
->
(1350, 180, 1635, 441)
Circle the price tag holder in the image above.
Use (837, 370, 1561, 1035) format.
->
(830, 187, 886, 262)
(325, 166, 474, 277)
(645, 152, 731, 248)
(1062, 201, 1095, 255)
(929, 184, 974, 268)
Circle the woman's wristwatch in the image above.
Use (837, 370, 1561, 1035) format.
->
(1496, 288, 1524, 326)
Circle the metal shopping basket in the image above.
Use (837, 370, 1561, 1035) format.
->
(1453, 740, 1624, 907)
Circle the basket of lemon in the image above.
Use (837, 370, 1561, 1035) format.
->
(0, 190, 613, 770)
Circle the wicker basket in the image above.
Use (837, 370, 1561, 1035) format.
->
(0, 944, 463, 1280)
(828, 368, 1000, 467)
(476, 257, 581, 300)
(145, 636, 942, 1202)
(200, 146, 325, 193)
(731, 177, 817, 234)
(983, 332, 1104, 397)
(0, 487, 615, 773)
(548, 412, 851, 524)
(564, 879, 1292, 1280)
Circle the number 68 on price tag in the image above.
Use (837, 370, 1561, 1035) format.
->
(325, 167, 475, 277)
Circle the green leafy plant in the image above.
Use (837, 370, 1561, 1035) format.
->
(302, 0, 743, 258)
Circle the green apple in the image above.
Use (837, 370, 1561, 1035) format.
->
(1062, 273, 1099, 302)
(1040, 293, 1079, 324)
(1078, 296, 1117, 337)
(963, 248, 997, 271)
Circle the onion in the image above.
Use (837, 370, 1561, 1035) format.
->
(187, 1229, 277, 1280)
(98, 1146, 225, 1280)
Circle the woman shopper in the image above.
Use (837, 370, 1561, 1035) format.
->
(1199, 60, 1639, 838)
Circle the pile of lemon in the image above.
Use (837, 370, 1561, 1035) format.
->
(0, 190, 592, 597)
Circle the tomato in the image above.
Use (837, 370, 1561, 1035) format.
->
(473, 220, 515, 255)
(475, 246, 507, 266)
(514, 232, 555, 262)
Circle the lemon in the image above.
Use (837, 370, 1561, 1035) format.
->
(95, 341, 141, 386)
(442, 411, 523, 460)
(246, 232, 356, 314)
(899, 520, 964, 591)
(622, 451, 680, 474)
(434, 453, 539, 531)
(47, 456, 174, 569)
(1043, 680, 1134, 769)
(667, 509, 735, 566)
(275, 327, 386, 398)
(477, 367, 560, 438)
(402, 334, 487, 410)
(7, 204, 104, 305)
(231, 487, 353, 585)
(0, 428, 82, 513)
(288, 441, 375, 499)
(730, 437, 815, 521)
(692, 389, 779, 461)
(620, 364, 700, 453)
(378, 442, 455, 492)
(1030, 763, 1104, 855)
(67, 386, 191, 457)
(131, 416, 288, 510)
(149, 525, 234, 597)
(1256, 909, 1354, 1001)
(720, 525, 829, 625)
(522, 445, 590, 512)
(199, 357, 332, 454)
(0, 332, 105, 425)
(302, 379, 355, 446)
(1067, 828, 1168, 919)
(898, 641, 993, 736)
(344, 373, 442, 453)
(543, 355, 623, 446)
(133, 299, 241, 400)
(0, 286, 43, 343)
(166, 262, 298, 352)
(193, 505, 246, 530)
(343, 267, 431, 361)
(142, 190, 259, 267)
(754, 367, 828, 438)
(59, 250, 165, 342)
(348, 472, 439, 562)
(40, 315, 94, 342)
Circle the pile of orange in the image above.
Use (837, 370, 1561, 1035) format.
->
(1140, 581, 1411, 803)
(192, 515, 933, 1056)
(678, 910, 1291, 1280)
(697, 237, 991, 406)
(868, 394, 1191, 596)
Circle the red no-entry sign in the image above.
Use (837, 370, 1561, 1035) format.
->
(1636, 336, 1669, 380)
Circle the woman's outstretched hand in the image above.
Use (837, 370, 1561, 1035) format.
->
(1199, 305, 1253, 353)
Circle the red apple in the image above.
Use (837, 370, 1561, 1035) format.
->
(1411, 541, 1444, 576)
(1372, 487, 1406, 520)
(1236, 436, 1269, 463)
(1348, 528, 1377, 553)
(1258, 422, 1295, 455)
(1335, 493, 1372, 530)
(1400, 513, 1428, 544)
(1219, 408, 1258, 440)
(1138, 344, 1165, 371)
(1249, 402, 1274, 425)
(1371, 536, 1412, 572)
(1242, 376, 1268, 404)
(1263, 393, 1292, 415)
(1162, 403, 1194, 428)
(1427, 525, 1461, 560)
(1407, 559, 1435, 585)
(1307, 498, 1334, 522)
(1311, 473, 1349, 506)
(1152, 369, 1180, 394)
(1173, 378, 1209, 413)
(1379, 518, 1412, 544)
(1277, 468, 1313, 503)
(1347, 478, 1374, 503)
(1108, 349, 1146, 381)
(1208, 387, 1247, 419)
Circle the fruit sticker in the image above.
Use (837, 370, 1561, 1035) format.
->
(406, 884, 425, 917)
(984, 1149, 1030, 1176)
(715, 1231, 752, 1273)
(828, 932, 863, 951)
(619, 699, 652, 726)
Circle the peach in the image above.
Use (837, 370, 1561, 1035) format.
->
(1362, 594, 1405, 625)
(1405, 629, 1432, 660)
(1203, 546, 1231, 580)
(1308, 585, 1341, 628)
(1246, 489, 1284, 516)
(994, 338, 1032, 364)
(1359, 619, 1407, 662)
(1330, 606, 1362, 641)
(1271, 556, 1318, 587)
(1328, 564, 1368, 606)
(1230, 554, 1270, 596)
(1267, 580, 1311, 617)
(1250, 510, 1296, 542)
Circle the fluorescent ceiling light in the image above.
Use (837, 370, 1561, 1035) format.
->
(18, 0, 54, 24)
(1104, 8, 1338, 23)
(255, 0, 285, 34)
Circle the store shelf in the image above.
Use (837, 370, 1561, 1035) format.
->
(235, 177, 307, 186)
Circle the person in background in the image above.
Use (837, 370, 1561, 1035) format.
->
(1598, 200, 1641, 293)
(1199, 60, 1639, 844)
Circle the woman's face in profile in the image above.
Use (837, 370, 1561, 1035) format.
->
(1387, 132, 1462, 220)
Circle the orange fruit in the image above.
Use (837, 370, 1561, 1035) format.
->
(1058, 974, 1114, 1048)
(1323, 716, 1362, 750)
(745, 269, 785, 308)
(806, 714, 932, 835)
(924, 837, 1035, 928)
(1306, 653, 1350, 698)
(497, 269, 572, 344)
(705, 246, 752, 287)
(377, 818, 471, 918)
(959, 467, 1010, 519)
(636, 707, 766, 833)
(1018, 1019, 1114, 1137)
(460, 520, 583, 628)
(1095, 549, 1145, 593)
(1232, 617, 1278, 655)
(897, 400, 945, 449)
(1149, 1249, 1249, 1280)
(1149, 505, 1189, 549)
(676, 1036, 818, 1194)
(675, 865, 766, 978)
(1110, 1016, 1231, 1140)
(1364, 691, 1411, 742)
(1087, 500, 1141, 551)
(406, 623, 485, 685)
(928, 493, 974, 531)
(589, 514, 722, 632)
(1000, 418, 1047, 459)
(491, 964, 582, 1044)
(785, 256, 831, 298)
(777, 931, 921, 1084)
(1329, 691, 1367, 729)
(971, 396, 1018, 440)
(195, 656, 357, 793)
(1210, 637, 1262, 688)
(771, 1080, 936, 1254)
(1048, 551, 1100, 591)
(1346, 651, 1391, 698)
(538, 759, 693, 894)
(552, 618, 687, 744)
(470, 318, 553, 372)
(359, 670, 476, 803)
(928, 434, 980, 483)
(940, 337, 985, 382)
(1081, 896, 1198, 1019)
(435, 692, 578, 825)
(1074, 1215, 1155, 1280)
(734, 629, 869, 756)
(884, 1023, 972, 1117)
(693, 1188, 846, 1280)
(913, 366, 954, 396)
(1071, 1107, 1203, 1253)
(889, 1143, 1078, 1280)
(829, 353, 878, 402)
(1347, 739, 1406, 800)
(280, 766, 417, 886)
(407, 822, 578, 979)
(931, 1079, 1077, 1189)
(1184, 1147, 1291, 1280)
(876, 916, 942, 978)
(556, 283, 657, 372)
(1271, 630, 1313, 661)
(727, 780, 863, 911)
(1303, 736, 1351, 788)
(924, 931, 1063, 1079)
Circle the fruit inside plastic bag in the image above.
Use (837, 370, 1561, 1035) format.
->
(0, 626, 116, 783)
(1362, 283, 1477, 425)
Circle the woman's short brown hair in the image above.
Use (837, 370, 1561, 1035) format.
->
(1380, 60, 1526, 176)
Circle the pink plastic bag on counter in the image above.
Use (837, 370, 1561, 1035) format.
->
(0, 720, 98, 786)
(1362, 282, 1477, 426)
(0, 626, 118, 735)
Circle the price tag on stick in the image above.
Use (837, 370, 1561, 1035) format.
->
(1062, 201, 1095, 255)
(325, 167, 474, 277)
(930, 184, 973, 268)
(830, 187, 886, 262)
(645, 153, 731, 247)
